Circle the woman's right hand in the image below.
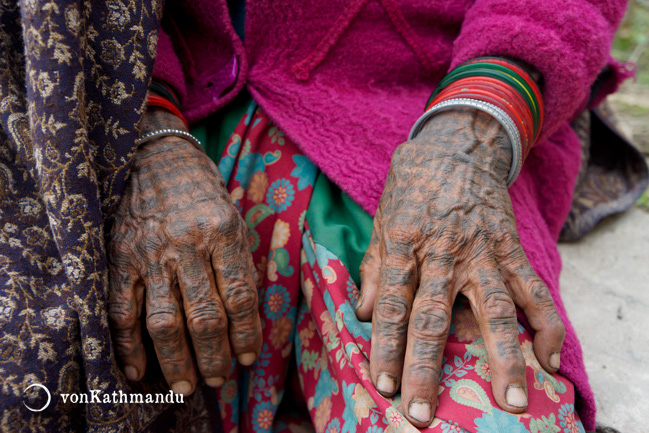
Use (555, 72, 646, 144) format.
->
(356, 108, 565, 427)
(107, 107, 261, 396)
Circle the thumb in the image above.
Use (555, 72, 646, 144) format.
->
(356, 230, 381, 321)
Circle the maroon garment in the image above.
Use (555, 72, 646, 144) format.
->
(152, 1, 630, 429)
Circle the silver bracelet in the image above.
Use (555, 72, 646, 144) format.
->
(136, 129, 206, 154)
(408, 98, 523, 187)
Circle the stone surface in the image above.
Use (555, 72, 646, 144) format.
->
(559, 207, 649, 433)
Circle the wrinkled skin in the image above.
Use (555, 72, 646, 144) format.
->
(356, 107, 565, 428)
(108, 107, 262, 396)
(108, 102, 564, 428)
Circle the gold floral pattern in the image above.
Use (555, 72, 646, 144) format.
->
(0, 1, 214, 431)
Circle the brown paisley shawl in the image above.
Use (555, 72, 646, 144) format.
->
(0, 1, 217, 431)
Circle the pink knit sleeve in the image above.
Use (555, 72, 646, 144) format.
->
(152, 27, 188, 104)
(451, 0, 629, 141)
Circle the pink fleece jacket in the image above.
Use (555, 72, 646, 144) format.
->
(153, 1, 629, 429)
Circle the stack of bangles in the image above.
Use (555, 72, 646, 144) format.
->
(137, 81, 206, 154)
(408, 56, 544, 187)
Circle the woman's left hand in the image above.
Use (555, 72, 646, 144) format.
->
(356, 107, 565, 428)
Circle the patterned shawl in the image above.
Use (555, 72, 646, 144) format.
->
(0, 1, 215, 431)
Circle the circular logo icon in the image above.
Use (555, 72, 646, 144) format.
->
(23, 383, 51, 412)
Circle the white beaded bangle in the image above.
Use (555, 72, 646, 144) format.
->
(136, 129, 206, 154)
(408, 98, 523, 187)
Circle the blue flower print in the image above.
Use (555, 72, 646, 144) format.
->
(474, 409, 527, 433)
(263, 284, 290, 320)
(266, 178, 295, 212)
(251, 401, 275, 432)
(291, 155, 318, 190)
(325, 417, 342, 433)
(558, 404, 585, 433)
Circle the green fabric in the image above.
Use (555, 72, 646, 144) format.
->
(191, 91, 374, 286)
(306, 174, 374, 286)
(191, 89, 253, 162)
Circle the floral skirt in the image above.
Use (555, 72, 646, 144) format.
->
(208, 103, 585, 433)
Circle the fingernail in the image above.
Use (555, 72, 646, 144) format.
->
(408, 399, 432, 423)
(549, 352, 561, 370)
(376, 373, 397, 396)
(171, 380, 193, 396)
(205, 377, 225, 387)
(506, 385, 527, 408)
(238, 352, 257, 366)
(355, 294, 364, 310)
(124, 365, 139, 381)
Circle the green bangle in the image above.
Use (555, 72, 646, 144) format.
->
(433, 68, 539, 133)
(443, 62, 540, 120)
(437, 67, 538, 114)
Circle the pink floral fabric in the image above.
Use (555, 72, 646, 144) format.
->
(216, 106, 585, 433)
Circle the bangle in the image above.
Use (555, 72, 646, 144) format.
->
(435, 68, 540, 132)
(150, 80, 181, 110)
(417, 57, 544, 185)
(432, 87, 531, 152)
(409, 98, 523, 187)
(430, 79, 535, 153)
(137, 129, 206, 154)
(148, 94, 189, 129)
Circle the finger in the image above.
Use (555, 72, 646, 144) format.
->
(500, 246, 565, 373)
(465, 264, 528, 413)
(400, 258, 454, 427)
(145, 264, 197, 396)
(211, 208, 262, 367)
(108, 253, 146, 382)
(177, 248, 232, 388)
(357, 218, 381, 321)
(369, 231, 418, 398)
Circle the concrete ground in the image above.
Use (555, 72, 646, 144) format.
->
(559, 207, 649, 433)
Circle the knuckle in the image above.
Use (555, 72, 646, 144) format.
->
(113, 331, 140, 356)
(410, 300, 450, 339)
(482, 290, 517, 332)
(407, 361, 441, 380)
(529, 281, 554, 308)
(198, 355, 231, 376)
(212, 206, 242, 238)
(223, 282, 258, 321)
(187, 305, 227, 340)
(483, 290, 516, 319)
(409, 337, 444, 366)
(375, 293, 410, 324)
(108, 302, 138, 330)
(146, 310, 182, 341)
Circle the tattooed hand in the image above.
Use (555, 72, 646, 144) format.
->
(356, 108, 565, 427)
(107, 107, 262, 396)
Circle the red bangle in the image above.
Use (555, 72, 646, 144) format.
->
(148, 93, 189, 129)
(433, 87, 531, 151)
(445, 79, 536, 153)
(463, 58, 544, 136)
(430, 77, 536, 154)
